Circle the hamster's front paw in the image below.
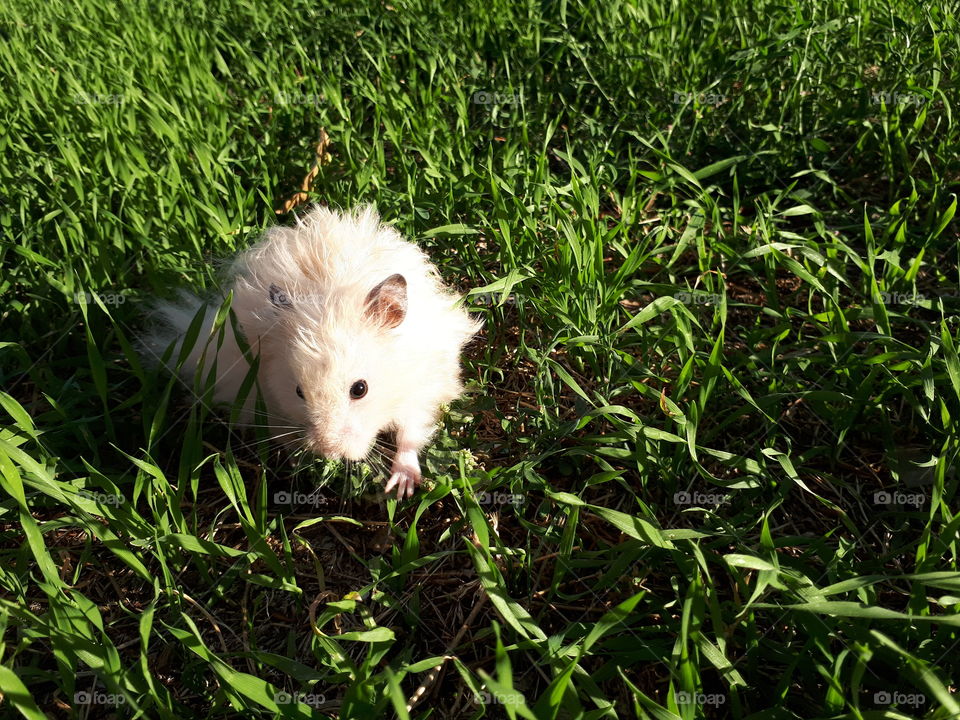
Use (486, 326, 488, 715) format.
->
(384, 450, 421, 500)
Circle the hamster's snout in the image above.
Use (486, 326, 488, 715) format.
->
(307, 423, 371, 462)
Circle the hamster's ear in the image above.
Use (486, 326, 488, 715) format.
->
(269, 284, 293, 309)
(364, 274, 407, 328)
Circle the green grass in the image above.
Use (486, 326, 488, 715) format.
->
(1, 0, 959, 717)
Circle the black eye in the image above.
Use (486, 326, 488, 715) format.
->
(296, 385, 304, 399)
(349, 380, 367, 399)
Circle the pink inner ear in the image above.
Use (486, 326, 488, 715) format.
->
(364, 273, 407, 328)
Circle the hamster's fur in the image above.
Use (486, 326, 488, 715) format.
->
(140, 205, 481, 498)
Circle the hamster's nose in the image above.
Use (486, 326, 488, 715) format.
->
(306, 427, 337, 458)
(312, 428, 358, 461)
(311, 427, 368, 462)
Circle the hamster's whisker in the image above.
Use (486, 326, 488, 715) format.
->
(365, 445, 391, 476)
(374, 437, 398, 450)
(244, 409, 302, 424)
(373, 439, 396, 459)
(233, 423, 301, 431)
(275, 436, 308, 453)
(267, 429, 307, 441)
(230, 436, 284, 455)
(244, 426, 305, 442)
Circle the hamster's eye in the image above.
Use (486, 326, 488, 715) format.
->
(349, 380, 368, 399)
(296, 385, 304, 399)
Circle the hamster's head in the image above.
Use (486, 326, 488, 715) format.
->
(263, 274, 408, 461)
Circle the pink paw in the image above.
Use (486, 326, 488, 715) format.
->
(384, 453, 421, 499)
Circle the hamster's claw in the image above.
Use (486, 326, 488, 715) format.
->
(385, 453, 421, 500)
(384, 470, 418, 499)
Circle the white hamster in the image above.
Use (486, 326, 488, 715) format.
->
(140, 205, 481, 498)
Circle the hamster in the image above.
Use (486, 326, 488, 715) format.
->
(140, 205, 481, 499)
